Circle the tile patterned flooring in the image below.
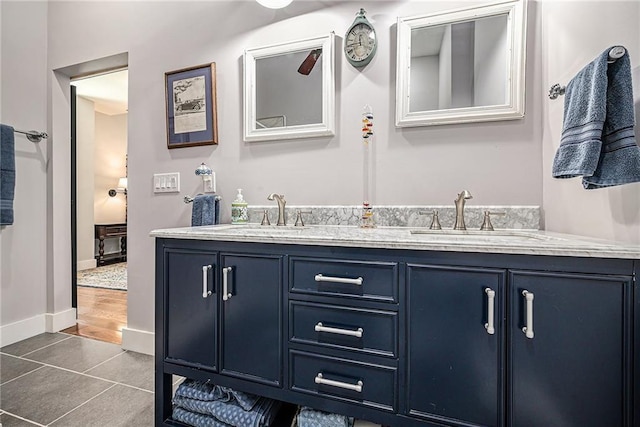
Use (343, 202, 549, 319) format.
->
(0, 333, 154, 426)
(1, 333, 381, 427)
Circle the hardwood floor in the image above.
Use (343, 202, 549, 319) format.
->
(62, 287, 127, 345)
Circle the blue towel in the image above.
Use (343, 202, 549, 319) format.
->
(174, 379, 260, 411)
(172, 407, 232, 427)
(552, 46, 640, 189)
(297, 406, 354, 427)
(191, 194, 216, 226)
(172, 395, 280, 427)
(1, 124, 15, 225)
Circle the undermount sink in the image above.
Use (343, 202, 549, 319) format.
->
(409, 229, 551, 242)
(225, 225, 308, 233)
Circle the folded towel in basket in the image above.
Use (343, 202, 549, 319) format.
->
(174, 379, 260, 411)
(173, 407, 233, 427)
(552, 46, 640, 188)
(296, 406, 354, 427)
(173, 380, 281, 427)
(1, 124, 16, 225)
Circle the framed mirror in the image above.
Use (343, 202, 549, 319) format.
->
(243, 33, 335, 142)
(395, 0, 526, 127)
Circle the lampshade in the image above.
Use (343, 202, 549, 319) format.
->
(195, 163, 212, 176)
(256, 0, 292, 9)
(117, 177, 128, 190)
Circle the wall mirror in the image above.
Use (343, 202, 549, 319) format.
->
(243, 33, 335, 142)
(395, 0, 526, 127)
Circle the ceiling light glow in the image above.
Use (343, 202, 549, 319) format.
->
(256, 0, 293, 9)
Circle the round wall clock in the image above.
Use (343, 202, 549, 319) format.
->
(344, 8, 377, 68)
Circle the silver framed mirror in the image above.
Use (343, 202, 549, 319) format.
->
(395, 0, 527, 127)
(243, 33, 335, 142)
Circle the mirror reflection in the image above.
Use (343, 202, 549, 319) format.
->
(255, 50, 323, 128)
(409, 14, 508, 112)
(244, 33, 335, 142)
(395, 0, 526, 127)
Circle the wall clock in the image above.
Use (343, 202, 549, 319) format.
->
(344, 8, 377, 68)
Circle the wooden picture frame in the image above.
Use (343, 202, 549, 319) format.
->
(165, 63, 218, 148)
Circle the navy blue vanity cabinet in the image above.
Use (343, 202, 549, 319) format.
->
(509, 270, 633, 427)
(163, 248, 219, 370)
(406, 264, 506, 427)
(219, 253, 284, 386)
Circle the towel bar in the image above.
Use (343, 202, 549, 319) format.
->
(14, 129, 48, 142)
(184, 195, 221, 204)
(548, 46, 626, 100)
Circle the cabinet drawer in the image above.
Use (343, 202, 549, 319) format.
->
(290, 301, 397, 358)
(290, 350, 396, 411)
(290, 257, 398, 302)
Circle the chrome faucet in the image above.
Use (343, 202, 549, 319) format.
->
(453, 190, 473, 230)
(267, 193, 287, 226)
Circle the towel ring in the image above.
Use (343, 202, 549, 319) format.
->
(548, 46, 626, 100)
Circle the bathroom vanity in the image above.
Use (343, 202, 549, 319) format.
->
(153, 225, 639, 427)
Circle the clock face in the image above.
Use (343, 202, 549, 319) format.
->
(345, 23, 376, 64)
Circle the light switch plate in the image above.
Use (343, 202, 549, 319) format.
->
(154, 173, 180, 193)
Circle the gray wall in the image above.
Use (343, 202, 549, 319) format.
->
(0, 1, 49, 340)
(541, 1, 640, 243)
(1, 0, 639, 351)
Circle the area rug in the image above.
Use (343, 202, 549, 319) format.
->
(77, 262, 127, 291)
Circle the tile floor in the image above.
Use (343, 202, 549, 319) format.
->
(0, 333, 154, 426)
(1, 333, 381, 427)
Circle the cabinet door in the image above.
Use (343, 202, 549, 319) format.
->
(407, 264, 505, 427)
(220, 253, 283, 386)
(510, 271, 632, 427)
(164, 249, 218, 370)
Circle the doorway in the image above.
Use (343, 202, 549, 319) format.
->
(62, 69, 129, 345)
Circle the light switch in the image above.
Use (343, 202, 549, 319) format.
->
(153, 173, 180, 193)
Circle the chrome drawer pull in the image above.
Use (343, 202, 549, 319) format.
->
(484, 287, 495, 335)
(314, 322, 363, 338)
(222, 267, 233, 301)
(314, 373, 363, 393)
(202, 265, 212, 298)
(522, 290, 534, 339)
(314, 274, 363, 286)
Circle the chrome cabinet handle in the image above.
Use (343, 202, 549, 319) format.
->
(314, 274, 363, 286)
(201, 265, 212, 298)
(222, 267, 233, 301)
(522, 290, 534, 339)
(484, 288, 495, 335)
(314, 322, 363, 338)
(314, 373, 363, 393)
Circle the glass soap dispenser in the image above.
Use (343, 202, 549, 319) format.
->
(231, 189, 248, 225)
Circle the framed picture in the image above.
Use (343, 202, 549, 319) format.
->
(165, 63, 218, 148)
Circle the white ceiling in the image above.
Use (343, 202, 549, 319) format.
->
(72, 69, 128, 115)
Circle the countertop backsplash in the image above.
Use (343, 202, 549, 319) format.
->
(247, 205, 541, 230)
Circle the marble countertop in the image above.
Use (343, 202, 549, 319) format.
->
(150, 224, 640, 259)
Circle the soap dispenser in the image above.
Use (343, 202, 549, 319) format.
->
(231, 189, 248, 225)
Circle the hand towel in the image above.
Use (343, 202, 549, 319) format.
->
(174, 379, 260, 411)
(1, 124, 16, 225)
(297, 406, 354, 427)
(191, 194, 216, 226)
(172, 407, 233, 427)
(173, 395, 280, 427)
(214, 195, 221, 225)
(552, 46, 640, 189)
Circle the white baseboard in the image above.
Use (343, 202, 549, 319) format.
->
(0, 314, 46, 347)
(77, 259, 97, 271)
(45, 308, 77, 332)
(122, 327, 154, 355)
